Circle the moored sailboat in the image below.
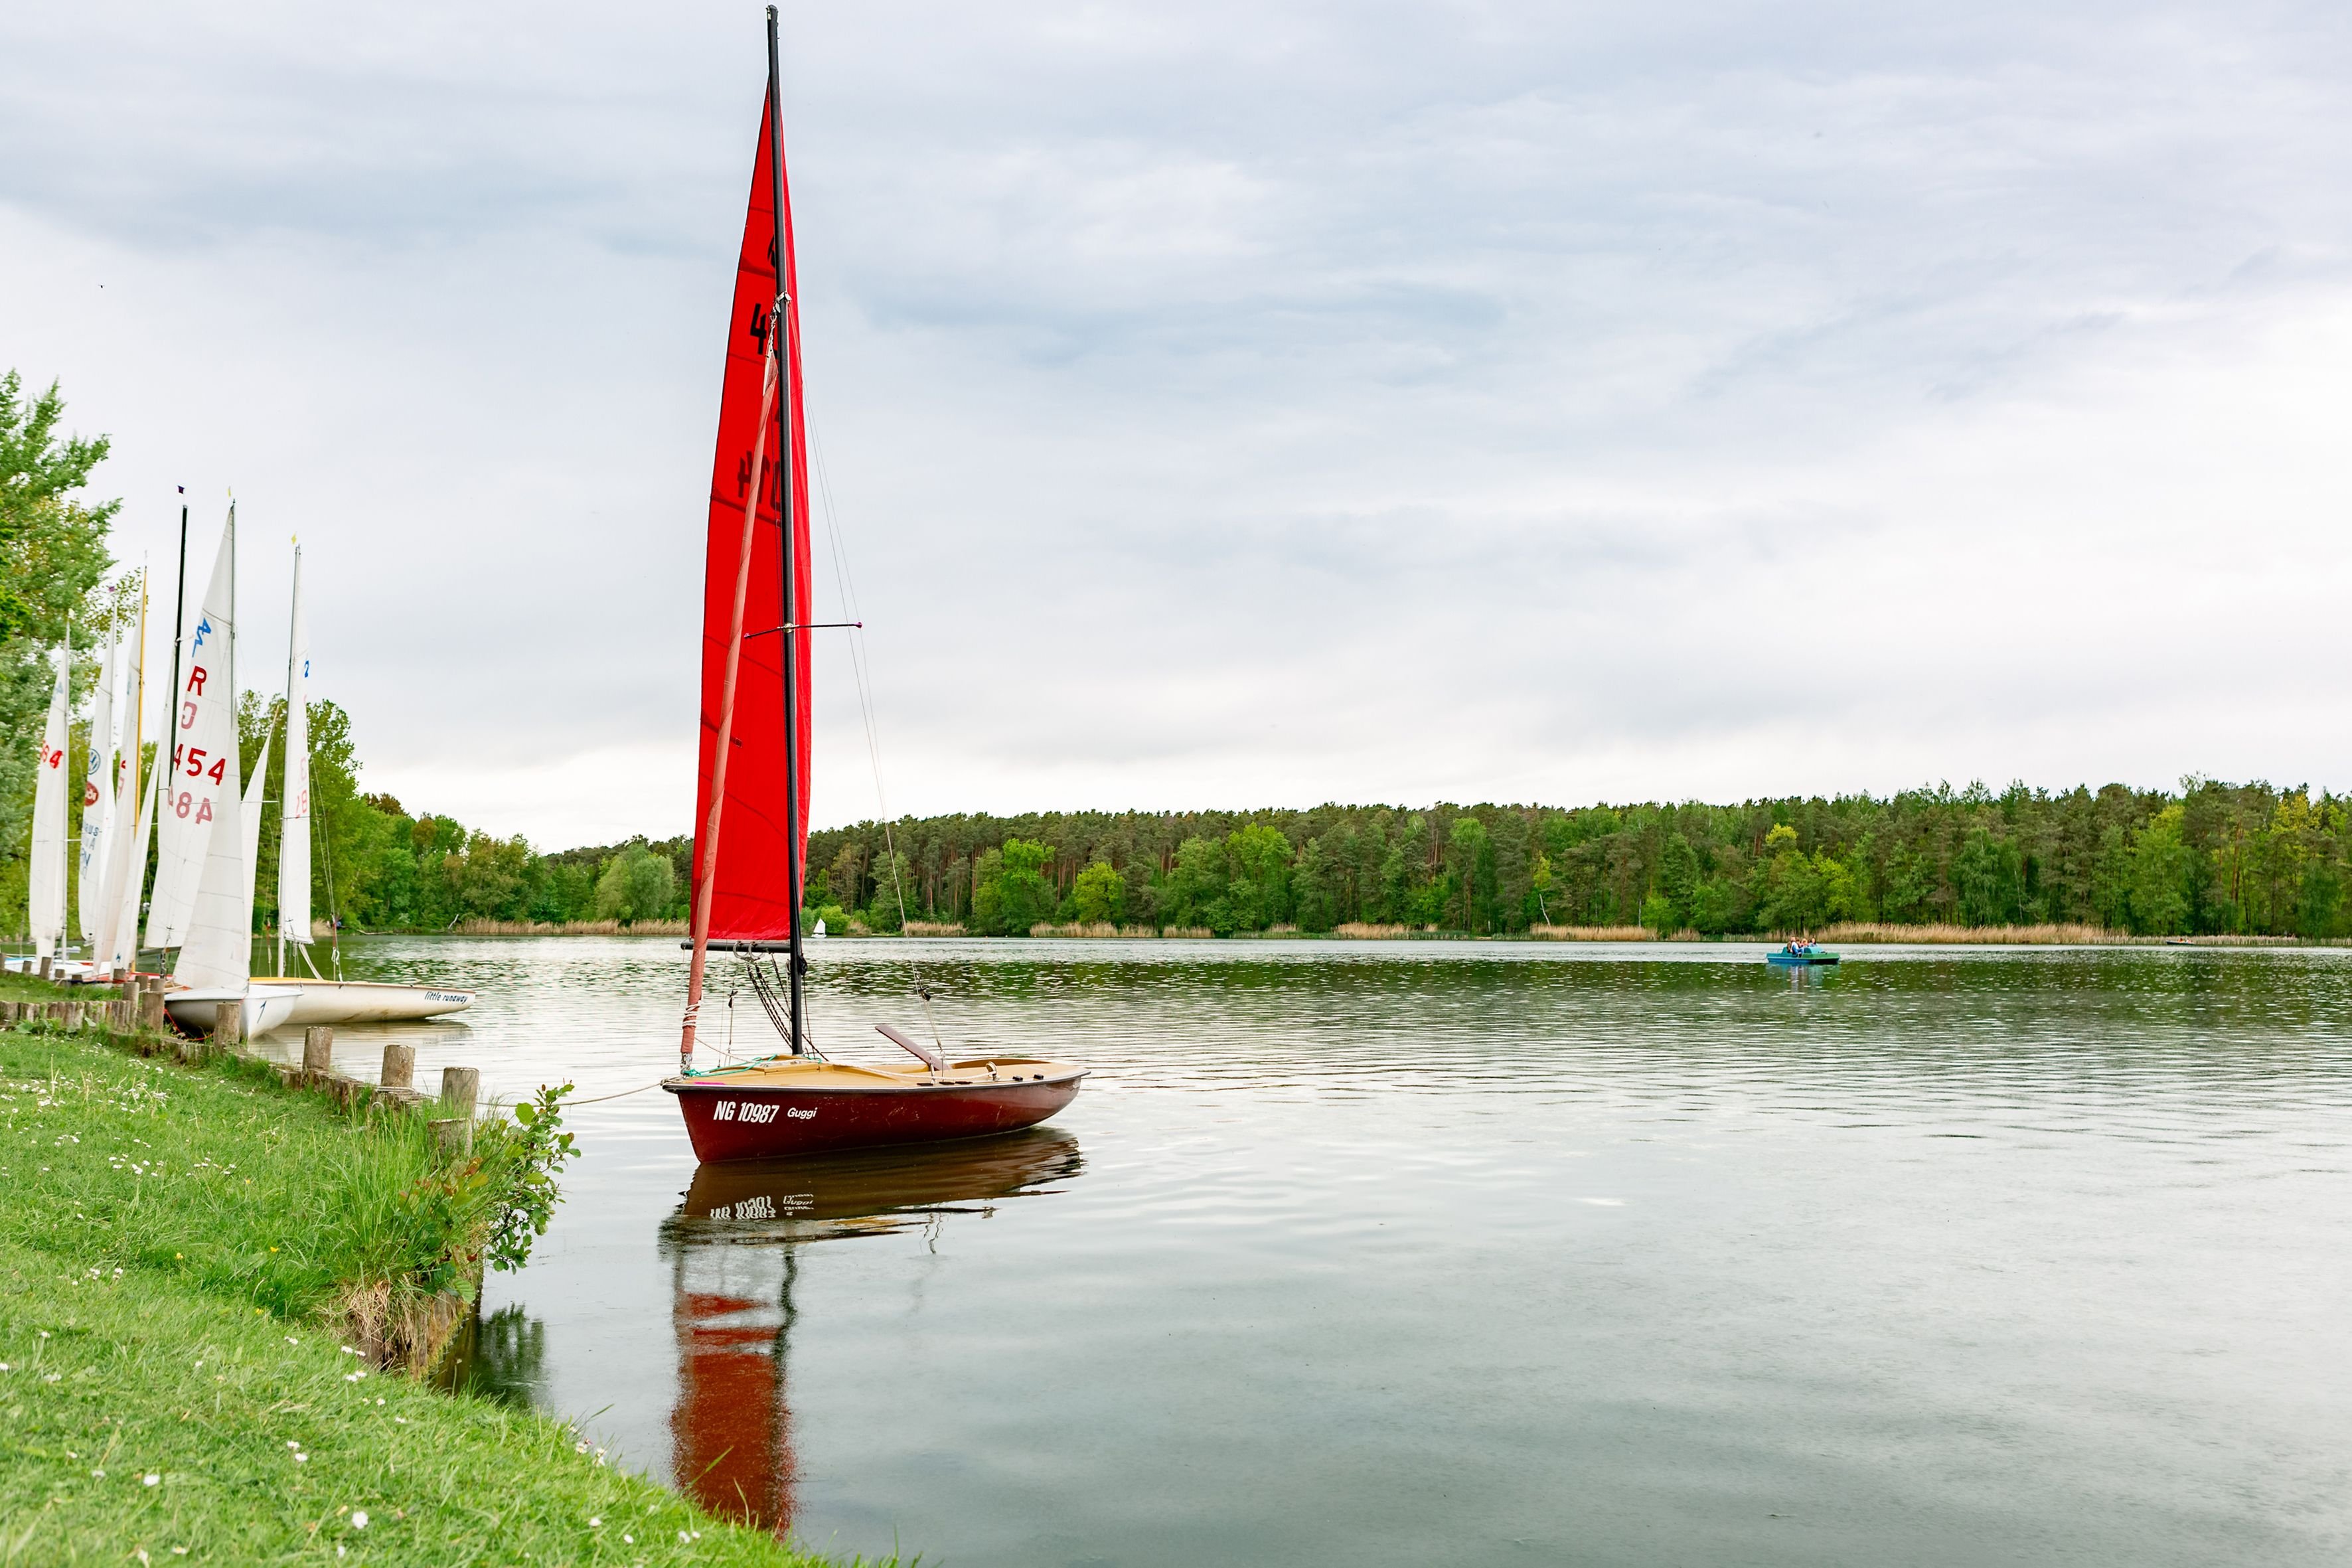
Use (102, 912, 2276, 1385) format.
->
(156, 505, 304, 1036)
(662, 9, 1083, 1160)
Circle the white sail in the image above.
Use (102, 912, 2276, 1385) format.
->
(100, 749, 157, 975)
(173, 651, 250, 991)
(242, 727, 270, 953)
(27, 644, 72, 959)
(74, 624, 119, 948)
(278, 548, 311, 955)
(147, 512, 238, 949)
(92, 582, 149, 973)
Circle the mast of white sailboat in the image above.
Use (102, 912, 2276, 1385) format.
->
(278, 543, 297, 978)
(165, 491, 187, 784)
(767, 3, 807, 1056)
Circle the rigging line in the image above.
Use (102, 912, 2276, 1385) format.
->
(807, 424, 939, 1048)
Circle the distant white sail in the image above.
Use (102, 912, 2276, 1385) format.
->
(279, 548, 311, 952)
(28, 644, 72, 959)
(75, 624, 118, 949)
(147, 513, 238, 950)
(92, 584, 149, 972)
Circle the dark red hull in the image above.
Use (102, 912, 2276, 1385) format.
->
(666, 1069, 1084, 1161)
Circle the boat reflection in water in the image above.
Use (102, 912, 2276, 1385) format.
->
(658, 1129, 1083, 1535)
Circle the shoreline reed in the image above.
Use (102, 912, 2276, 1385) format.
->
(1526, 924, 1656, 941)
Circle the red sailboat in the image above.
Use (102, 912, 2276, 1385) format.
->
(664, 9, 1084, 1162)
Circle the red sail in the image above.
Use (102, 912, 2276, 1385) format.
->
(694, 90, 815, 942)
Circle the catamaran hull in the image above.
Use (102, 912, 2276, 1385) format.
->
(164, 988, 303, 1037)
(252, 980, 475, 1026)
(666, 1072, 1083, 1162)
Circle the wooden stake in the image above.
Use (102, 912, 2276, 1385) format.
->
(380, 1042, 415, 1091)
(213, 1000, 244, 1047)
(302, 1026, 334, 1078)
(439, 1065, 479, 1121)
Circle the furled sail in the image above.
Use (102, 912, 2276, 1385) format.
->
(28, 643, 71, 959)
(279, 548, 311, 953)
(690, 88, 815, 943)
(147, 513, 238, 950)
(93, 584, 149, 973)
(75, 626, 118, 947)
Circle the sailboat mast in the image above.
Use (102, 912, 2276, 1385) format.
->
(767, 3, 807, 1055)
(278, 544, 298, 979)
(165, 495, 187, 779)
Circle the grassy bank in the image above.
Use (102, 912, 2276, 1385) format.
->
(0, 1003, 856, 1565)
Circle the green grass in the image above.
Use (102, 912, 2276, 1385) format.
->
(0, 971, 82, 1002)
(0, 1024, 861, 1566)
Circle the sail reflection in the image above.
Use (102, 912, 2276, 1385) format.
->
(659, 1129, 1084, 1535)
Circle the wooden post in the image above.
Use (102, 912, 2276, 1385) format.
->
(302, 1026, 335, 1078)
(429, 1119, 469, 1156)
(37, 956, 52, 981)
(1, 1002, 17, 1026)
(439, 1067, 479, 1156)
(380, 1042, 416, 1091)
(137, 988, 165, 1034)
(213, 1000, 244, 1047)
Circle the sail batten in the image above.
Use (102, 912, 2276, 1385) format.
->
(692, 88, 814, 944)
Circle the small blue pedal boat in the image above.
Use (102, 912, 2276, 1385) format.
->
(1766, 942, 1840, 967)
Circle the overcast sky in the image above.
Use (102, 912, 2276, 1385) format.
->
(5, 2, 2349, 848)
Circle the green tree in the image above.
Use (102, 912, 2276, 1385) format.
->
(1071, 858, 1127, 924)
(1225, 823, 1293, 931)
(1, 373, 116, 926)
(594, 843, 675, 925)
(1648, 832, 1699, 932)
(1161, 836, 1227, 930)
(1445, 817, 1490, 931)
(1954, 828, 2021, 925)
(2126, 806, 2195, 935)
(973, 837, 1056, 934)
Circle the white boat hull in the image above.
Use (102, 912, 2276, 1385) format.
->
(252, 980, 475, 1026)
(165, 987, 304, 1037)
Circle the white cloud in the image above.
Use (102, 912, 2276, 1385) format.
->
(5, 1, 2351, 848)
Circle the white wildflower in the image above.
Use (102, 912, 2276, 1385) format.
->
(143, 1473, 159, 1486)
(351, 1510, 368, 1529)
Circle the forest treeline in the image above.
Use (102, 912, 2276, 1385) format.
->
(800, 781, 2352, 940)
(23, 683, 2352, 942)
(200, 772, 2352, 942)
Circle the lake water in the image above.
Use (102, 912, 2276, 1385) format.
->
(282, 937, 2352, 1567)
